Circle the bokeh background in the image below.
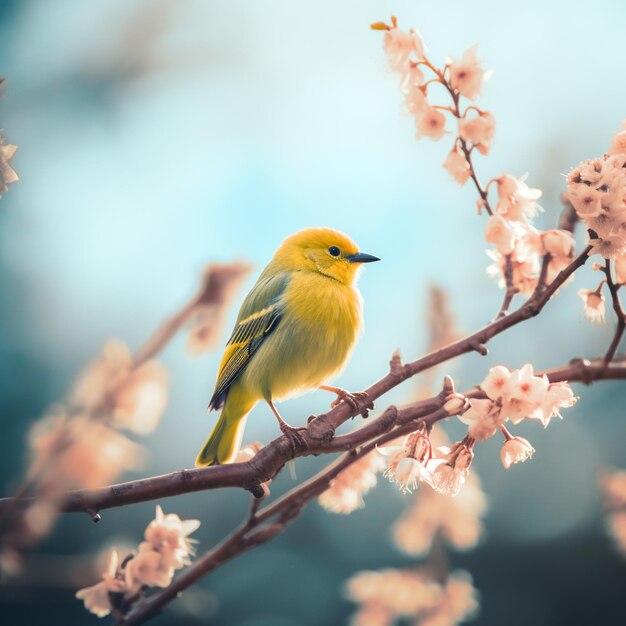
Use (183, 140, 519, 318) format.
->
(1, 0, 625, 624)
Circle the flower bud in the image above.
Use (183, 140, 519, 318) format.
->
(443, 392, 468, 415)
(500, 436, 534, 469)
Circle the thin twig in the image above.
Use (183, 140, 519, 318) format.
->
(423, 61, 493, 216)
(603, 259, 626, 363)
(495, 255, 518, 319)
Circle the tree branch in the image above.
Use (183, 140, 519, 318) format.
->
(117, 408, 450, 626)
(0, 244, 593, 518)
(115, 351, 626, 625)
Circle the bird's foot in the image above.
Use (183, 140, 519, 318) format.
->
(279, 422, 309, 454)
(329, 388, 374, 417)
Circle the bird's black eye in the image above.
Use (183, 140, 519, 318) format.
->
(328, 246, 341, 257)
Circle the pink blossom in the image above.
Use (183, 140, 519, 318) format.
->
(481, 365, 513, 399)
(567, 185, 602, 218)
(72, 340, 168, 435)
(590, 234, 626, 259)
(430, 443, 474, 496)
(486, 248, 541, 296)
(443, 147, 470, 185)
(29, 413, 143, 491)
(458, 111, 495, 155)
(449, 46, 486, 100)
(495, 174, 543, 221)
(319, 451, 385, 514)
(394, 457, 436, 493)
(424, 572, 479, 626)
(565, 147, 626, 260)
(400, 63, 425, 92)
(383, 27, 425, 72)
(542, 230, 574, 257)
(75, 549, 133, 617)
(469, 364, 577, 431)
(578, 288, 606, 323)
(599, 469, 626, 509)
(392, 426, 487, 556)
(484, 215, 518, 255)
(457, 398, 503, 441)
(570, 159, 600, 184)
(77, 508, 201, 618)
(75, 580, 114, 618)
(379, 430, 434, 492)
(404, 84, 428, 117)
(502, 364, 549, 424)
(393, 471, 487, 556)
(546, 254, 574, 287)
(112, 363, 168, 435)
(531, 382, 578, 427)
(345, 568, 442, 616)
(585, 210, 626, 240)
(500, 436, 535, 469)
(144, 505, 200, 568)
(125, 547, 174, 588)
(416, 107, 447, 140)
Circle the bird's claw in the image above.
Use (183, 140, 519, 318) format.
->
(331, 389, 374, 418)
(279, 423, 309, 453)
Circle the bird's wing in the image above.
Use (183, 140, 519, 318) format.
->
(208, 271, 289, 410)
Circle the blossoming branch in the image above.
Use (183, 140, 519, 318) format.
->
(1, 17, 626, 626)
(0, 262, 250, 577)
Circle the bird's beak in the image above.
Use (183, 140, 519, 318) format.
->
(345, 252, 381, 264)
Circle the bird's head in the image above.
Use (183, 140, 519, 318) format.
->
(273, 227, 380, 285)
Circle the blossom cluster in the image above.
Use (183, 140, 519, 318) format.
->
(72, 340, 168, 435)
(318, 450, 385, 514)
(373, 17, 492, 171)
(379, 428, 475, 497)
(598, 469, 626, 557)
(566, 122, 626, 261)
(373, 18, 575, 297)
(564, 122, 626, 322)
(14, 341, 167, 537)
(28, 412, 143, 493)
(393, 471, 486, 556)
(76, 506, 200, 618)
(460, 364, 576, 463)
(17, 338, 170, 550)
(376, 365, 576, 500)
(392, 427, 487, 556)
(346, 568, 478, 626)
(484, 180, 575, 295)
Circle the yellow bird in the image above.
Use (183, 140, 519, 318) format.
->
(195, 227, 380, 467)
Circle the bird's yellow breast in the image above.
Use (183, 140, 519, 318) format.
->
(239, 271, 363, 402)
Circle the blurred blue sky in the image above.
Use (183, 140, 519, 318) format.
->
(1, 1, 626, 625)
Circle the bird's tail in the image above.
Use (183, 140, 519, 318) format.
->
(195, 394, 255, 467)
